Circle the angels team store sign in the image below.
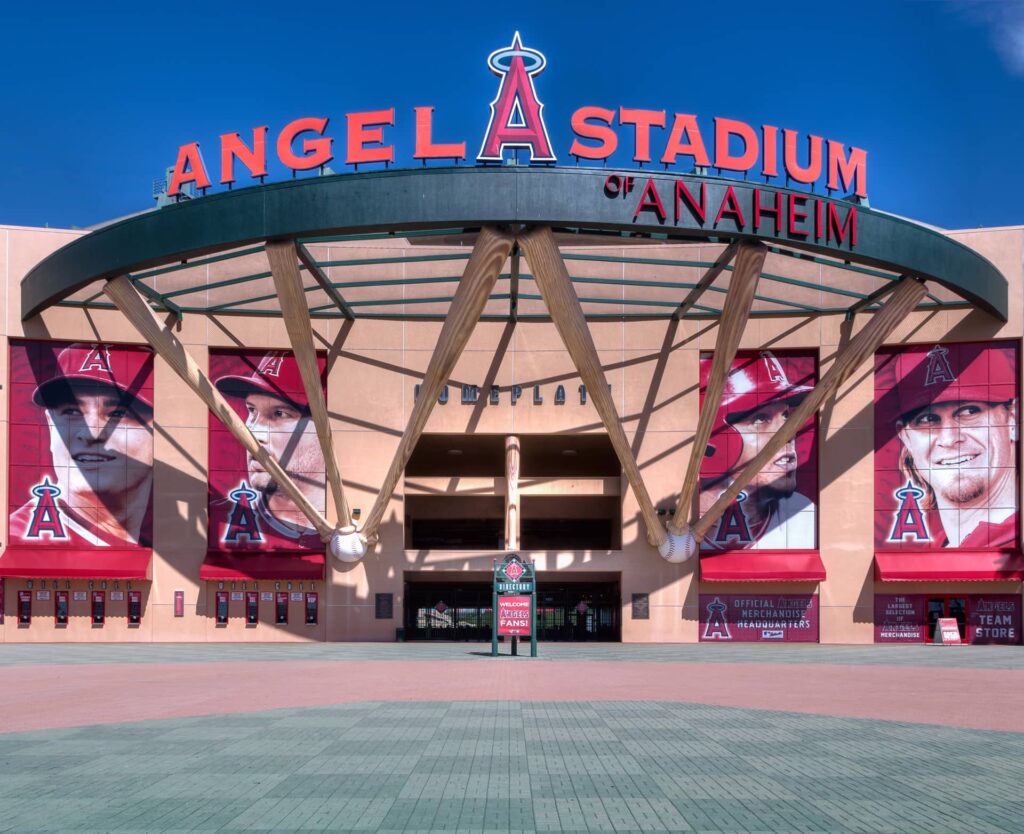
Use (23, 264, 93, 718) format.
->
(167, 32, 866, 243)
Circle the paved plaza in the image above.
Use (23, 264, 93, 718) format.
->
(0, 644, 1021, 833)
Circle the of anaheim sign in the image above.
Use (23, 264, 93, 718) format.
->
(168, 32, 867, 202)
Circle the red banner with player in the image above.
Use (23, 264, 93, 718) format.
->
(874, 342, 1018, 550)
(207, 349, 327, 554)
(6, 340, 155, 551)
(699, 594, 819, 642)
(699, 351, 818, 550)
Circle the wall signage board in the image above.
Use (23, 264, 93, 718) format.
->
(875, 594, 1020, 644)
(874, 595, 927, 643)
(699, 594, 819, 642)
(874, 342, 1018, 551)
(699, 351, 817, 552)
(935, 618, 963, 645)
(492, 554, 537, 657)
(375, 593, 394, 620)
(497, 596, 531, 636)
(5, 341, 155, 567)
(208, 350, 327, 561)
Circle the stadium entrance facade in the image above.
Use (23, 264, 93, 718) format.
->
(1, 32, 1021, 645)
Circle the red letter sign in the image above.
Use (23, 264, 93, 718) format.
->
(477, 32, 555, 163)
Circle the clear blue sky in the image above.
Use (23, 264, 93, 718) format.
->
(1, 0, 1021, 230)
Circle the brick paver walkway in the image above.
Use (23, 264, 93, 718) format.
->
(0, 644, 1021, 832)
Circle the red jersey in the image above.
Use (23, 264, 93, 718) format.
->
(955, 515, 1018, 549)
(9, 490, 152, 548)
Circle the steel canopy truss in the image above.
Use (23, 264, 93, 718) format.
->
(55, 233, 968, 323)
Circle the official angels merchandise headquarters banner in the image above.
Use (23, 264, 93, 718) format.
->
(874, 342, 1019, 550)
(6, 340, 155, 551)
(208, 350, 327, 554)
(699, 594, 819, 642)
(698, 351, 818, 550)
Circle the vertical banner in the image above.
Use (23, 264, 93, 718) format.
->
(699, 594, 819, 642)
(875, 342, 1018, 550)
(208, 350, 327, 553)
(7, 341, 154, 550)
(699, 351, 818, 550)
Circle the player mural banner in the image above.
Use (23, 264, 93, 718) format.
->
(699, 351, 818, 550)
(208, 350, 327, 554)
(699, 594, 819, 642)
(7, 341, 155, 550)
(874, 342, 1019, 550)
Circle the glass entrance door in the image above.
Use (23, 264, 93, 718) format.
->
(404, 579, 621, 641)
(926, 597, 967, 642)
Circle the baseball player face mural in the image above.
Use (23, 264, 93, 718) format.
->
(8, 342, 155, 548)
(875, 342, 1019, 549)
(208, 350, 327, 551)
(699, 351, 818, 550)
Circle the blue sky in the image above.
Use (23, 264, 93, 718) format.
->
(1, 0, 1022, 230)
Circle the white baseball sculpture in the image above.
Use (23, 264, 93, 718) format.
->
(658, 526, 698, 564)
(330, 526, 368, 563)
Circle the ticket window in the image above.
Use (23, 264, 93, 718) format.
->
(55, 591, 69, 626)
(927, 597, 967, 642)
(245, 591, 259, 626)
(305, 592, 318, 625)
(215, 591, 229, 625)
(92, 591, 105, 625)
(128, 590, 142, 625)
(18, 591, 31, 625)
(275, 592, 289, 625)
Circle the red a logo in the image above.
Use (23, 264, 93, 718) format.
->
(761, 351, 788, 385)
(26, 478, 67, 540)
(923, 345, 956, 387)
(224, 482, 263, 543)
(703, 596, 732, 640)
(889, 481, 930, 542)
(477, 32, 556, 163)
(79, 345, 112, 373)
(714, 492, 753, 544)
(258, 353, 284, 377)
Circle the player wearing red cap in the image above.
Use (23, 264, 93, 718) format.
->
(9, 343, 154, 547)
(880, 343, 1018, 548)
(209, 352, 326, 551)
(699, 351, 816, 550)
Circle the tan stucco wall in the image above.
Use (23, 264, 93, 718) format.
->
(1, 223, 1021, 643)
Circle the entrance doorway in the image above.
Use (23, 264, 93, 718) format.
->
(926, 597, 967, 642)
(403, 577, 621, 641)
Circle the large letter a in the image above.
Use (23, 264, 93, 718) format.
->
(477, 32, 556, 163)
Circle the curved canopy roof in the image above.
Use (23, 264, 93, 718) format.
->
(22, 166, 1009, 322)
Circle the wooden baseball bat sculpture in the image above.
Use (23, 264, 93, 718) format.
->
(519, 225, 669, 552)
(267, 239, 363, 562)
(664, 242, 766, 562)
(359, 227, 515, 544)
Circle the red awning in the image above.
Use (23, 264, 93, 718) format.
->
(199, 552, 325, 581)
(874, 551, 1024, 581)
(700, 550, 826, 582)
(0, 548, 151, 579)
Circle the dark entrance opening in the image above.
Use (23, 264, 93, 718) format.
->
(403, 574, 621, 641)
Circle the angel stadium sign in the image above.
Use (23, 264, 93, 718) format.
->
(167, 32, 868, 204)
